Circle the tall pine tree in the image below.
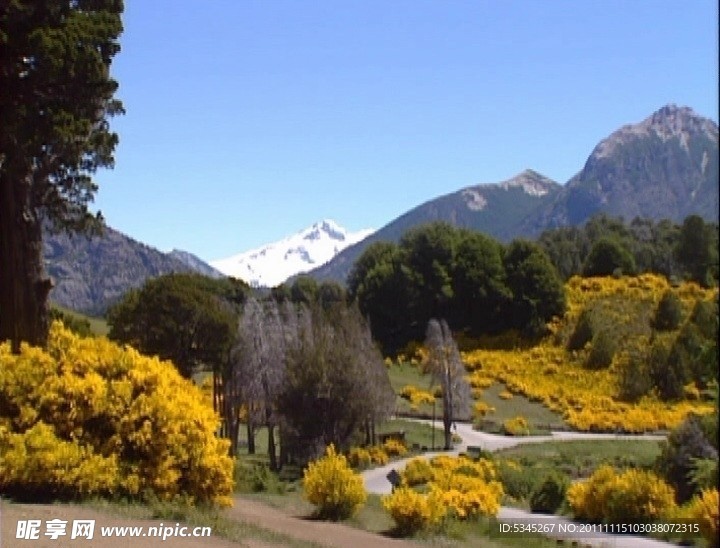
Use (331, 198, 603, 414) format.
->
(0, 1, 124, 350)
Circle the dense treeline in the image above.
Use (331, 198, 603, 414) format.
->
(347, 223, 565, 353)
(348, 214, 718, 354)
(107, 273, 393, 467)
(538, 214, 718, 285)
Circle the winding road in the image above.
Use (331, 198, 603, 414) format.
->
(362, 420, 675, 548)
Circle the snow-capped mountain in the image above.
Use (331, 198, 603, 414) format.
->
(211, 220, 374, 287)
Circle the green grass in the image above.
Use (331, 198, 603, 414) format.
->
(244, 491, 561, 547)
(378, 418, 447, 451)
(52, 304, 109, 336)
(474, 383, 566, 435)
(494, 439, 663, 480)
(387, 361, 439, 417)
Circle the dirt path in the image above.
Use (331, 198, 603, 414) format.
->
(363, 420, 676, 548)
(226, 497, 418, 548)
(1, 498, 417, 548)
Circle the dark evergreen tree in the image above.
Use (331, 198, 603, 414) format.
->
(582, 236, 636, 277)
(1, 1, 124, 350)
(503, 240, 566, 336)
(107, 273, 237, 378)
(675, 215, 717, 287)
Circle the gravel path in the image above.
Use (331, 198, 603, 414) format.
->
(362, 420, 675, 548)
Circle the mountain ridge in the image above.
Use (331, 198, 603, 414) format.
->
(308, 104, 719, 283)
(44, 104, 719, 311)
(210, 220, 373, 288)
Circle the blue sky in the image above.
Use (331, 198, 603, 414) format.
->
(93, 0, 719, 262)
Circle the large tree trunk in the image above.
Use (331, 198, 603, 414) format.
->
(0, 167, 51, 352)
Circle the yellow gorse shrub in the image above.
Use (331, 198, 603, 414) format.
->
(382, 486, 446, 535)
(383, 438, 408, 457)
(463, 276, 717, 433)
(684, 488, 719, 546)
(403, 457, 434, 486)
(399, 384, 436, 409)
(502, 416, 530, 436)
(388, 454, 503, 534)
(566, 465, 677, 524)
(0, 322, 233, 506)
(303, 444, 367, 520)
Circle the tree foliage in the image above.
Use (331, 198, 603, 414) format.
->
(278, 304, 395, 462)
(582, 236, 636, 277)
(0, 1, 124, 350)
(675, 215, 718, 287)
(538, 213, 719, 282)
(503, 240, 566, 337)
(225, 297, 290, 465)
(349, 223, 565, 352)
(107, 274, 241, 378)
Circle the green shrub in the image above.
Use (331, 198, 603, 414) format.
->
(530, 471, 569, 513)
(585, 330, 616, 369)
(496, 461, 538, 501)
(652, 290, 683, 331)
(616, 349, 652, 402)
(656, 414, 718, 503)
(567, 309, 594, 351)
(648, 337, 686, 401)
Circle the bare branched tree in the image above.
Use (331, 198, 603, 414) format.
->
(227, 297, 288, 468)
(278, 304, 395, 462)
(424, 318, 471, 449)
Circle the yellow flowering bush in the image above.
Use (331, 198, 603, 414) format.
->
(502, 416, 530, 436)
(566, 465, 677, 524)
(347, 447, 373, 469)
(0, 422, 118, 499)
(683, 488, 719, 546)
(303, 444, 367, 520)
(0, 323, 233, 506)
(368, 445, 389, 465)
(399, 384, 436, 409)
(383, 438, 408, 457)
(473, 401, 495, 419)
(382, 486, 446, 535)
(462, 276, 716, 433)
(388, 455, 502, 532)
(403, 457, 434, 486)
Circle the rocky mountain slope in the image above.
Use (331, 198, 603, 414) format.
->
(44, 104, 718, 311)
(519, 104, 719, 234)
(308, 170, 561, 283)
(310, 104, 719, 283)
(45, 227, 206, 315)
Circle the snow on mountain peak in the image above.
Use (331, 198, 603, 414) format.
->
(211, 220, 374, 288)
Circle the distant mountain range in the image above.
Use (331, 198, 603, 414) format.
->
(308, 104, 719, 283)
(45, 226, 204, 316)
(45, 104, 718, 313)
(210, 220, 373, 287)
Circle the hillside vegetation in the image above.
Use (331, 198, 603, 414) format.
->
(464, 274, 717, 433)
